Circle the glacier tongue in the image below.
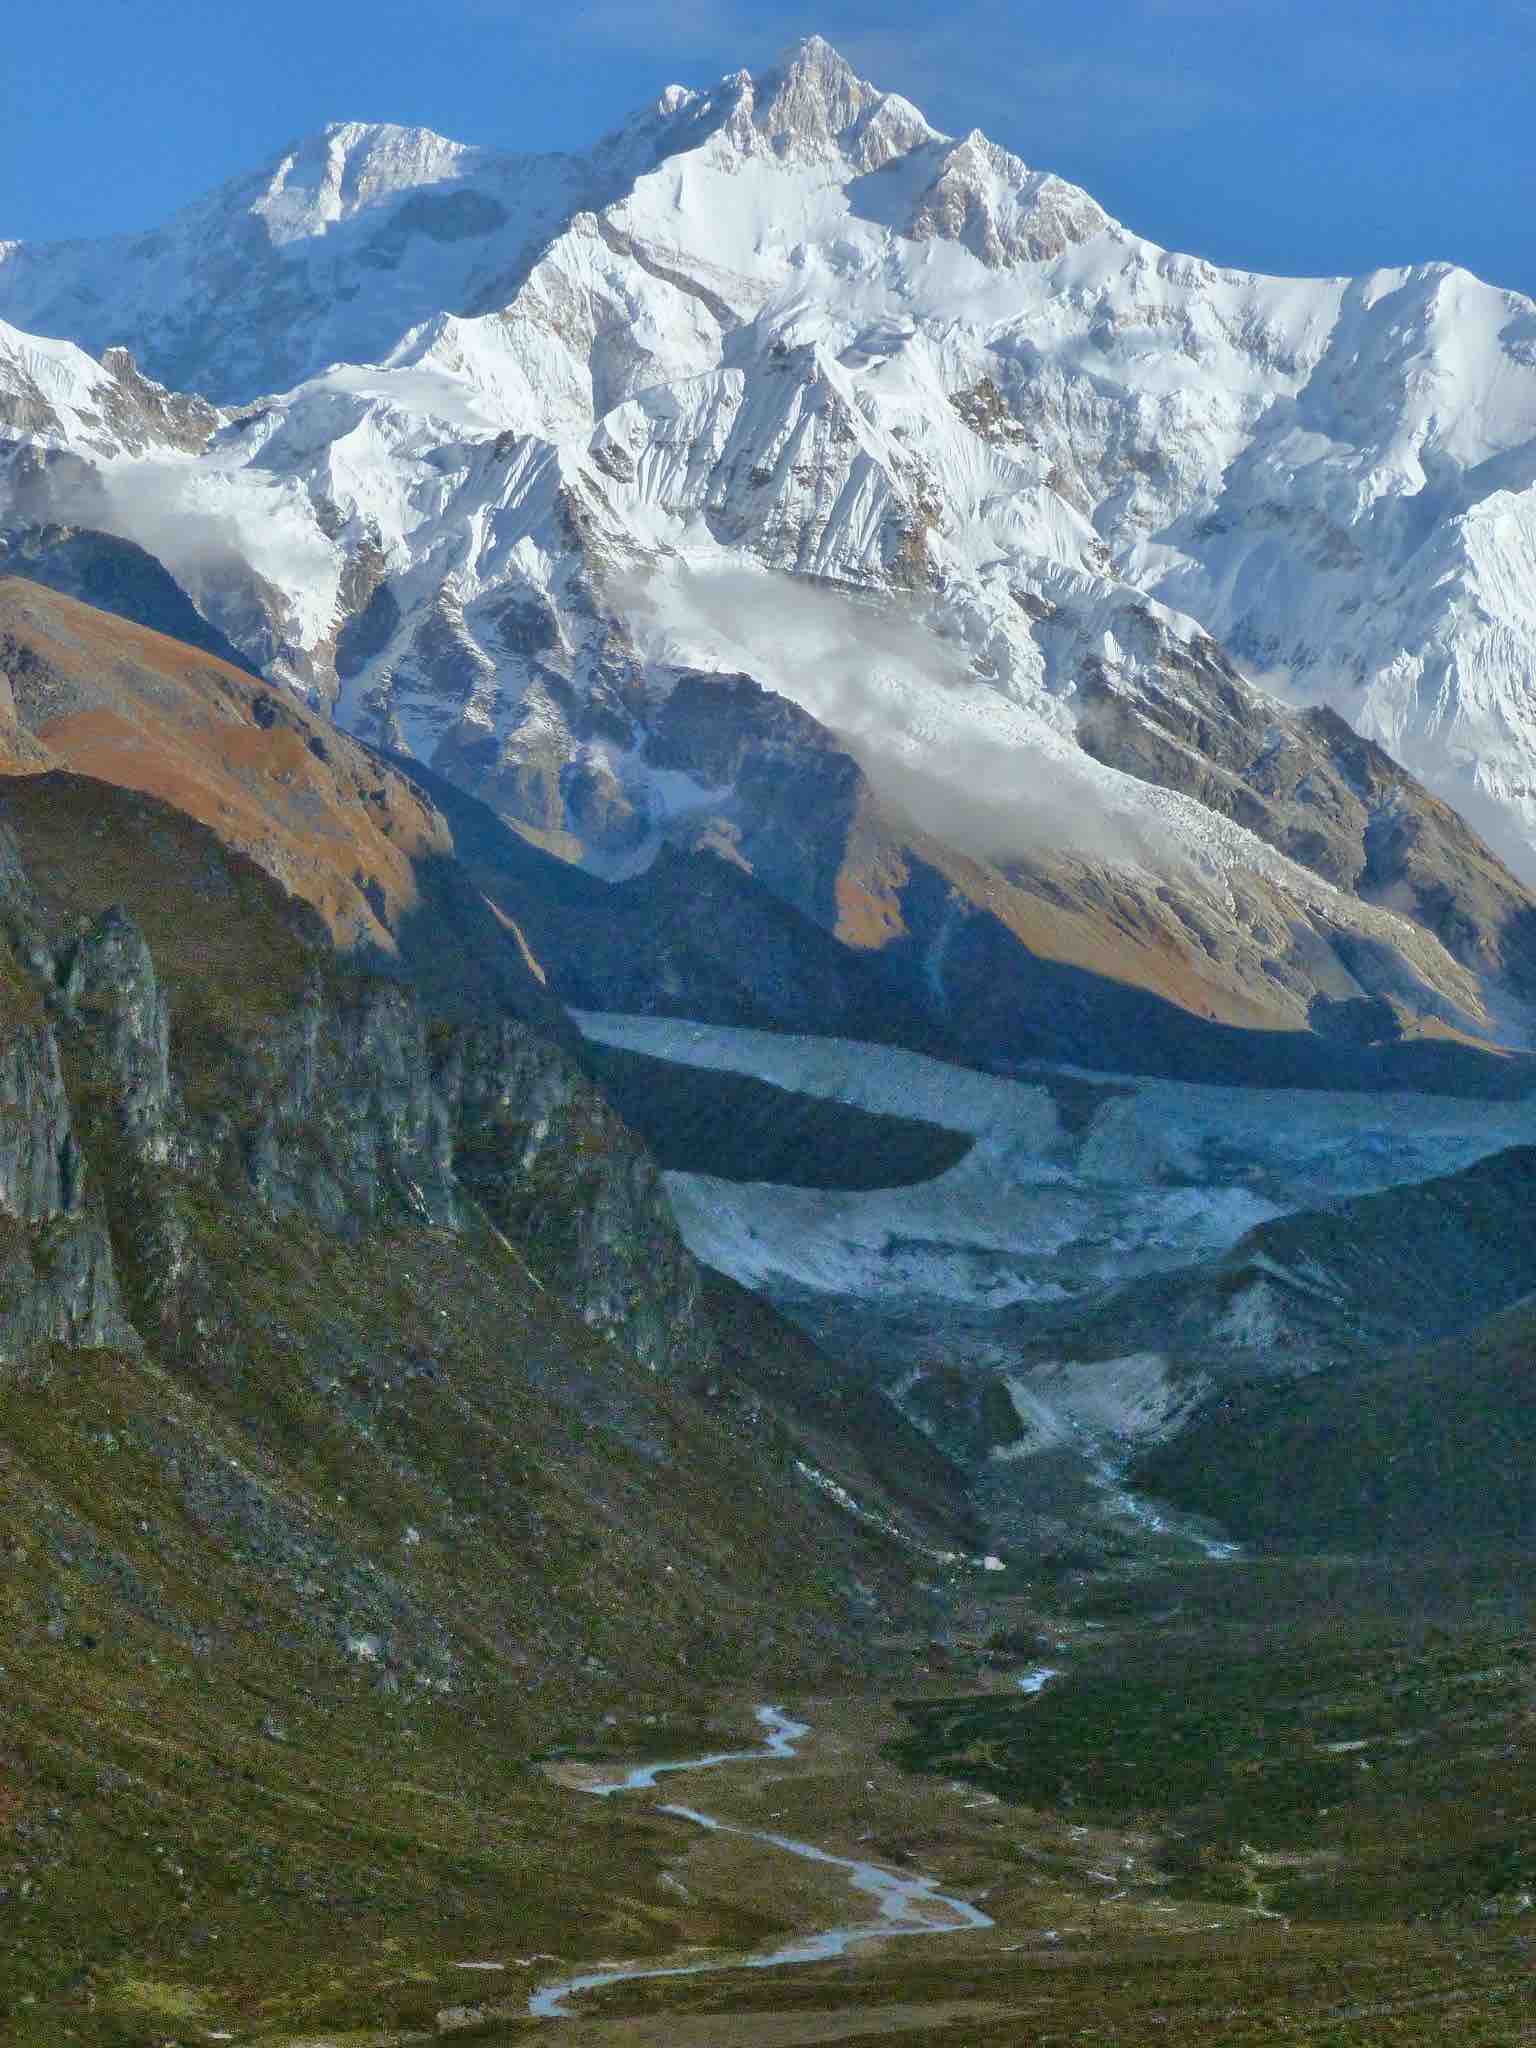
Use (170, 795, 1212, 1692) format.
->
(575, 1011, 1536, 1306)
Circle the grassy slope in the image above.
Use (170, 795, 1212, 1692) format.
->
(454, 1561, 1536, 2047)
(0, 581, 572, 1043)
(890, 1557, 1536, 1929)
(1133, 1297, 1536, 1551)
(0, 1230, 881, 2044)
(0, 775, 948, 2044)
(0, 577, 437, 952)
(700, 1266, 985, 1555)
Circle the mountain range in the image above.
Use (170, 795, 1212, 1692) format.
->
(4, 18, 1536, 1615)
(4, 35, 1536, 2044)
(4, 37, 1536, 1081)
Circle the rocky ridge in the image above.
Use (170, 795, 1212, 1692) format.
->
(0, 630, 976, 1709)
(0, 772, 701, 1372)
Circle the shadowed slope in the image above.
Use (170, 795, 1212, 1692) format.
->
(1135, 1295, 1536, 1552)
(0, 578, 573, 1041)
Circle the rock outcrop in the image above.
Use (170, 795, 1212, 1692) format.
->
(0, 775, 709, 1378)
(0, 831, 138, 1357)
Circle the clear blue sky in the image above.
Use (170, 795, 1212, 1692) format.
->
(4, 0, 1534, 300)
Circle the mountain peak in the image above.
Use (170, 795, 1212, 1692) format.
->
(771, 31, 861, 86)
(252, 120, 481, 245)
(710, 31, 937, 170)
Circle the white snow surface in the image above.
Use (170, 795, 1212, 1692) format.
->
(4, 37, 1536, 871)
(1015, 1667, 1063, 1696)
(1003, 1352, 1206, 1445)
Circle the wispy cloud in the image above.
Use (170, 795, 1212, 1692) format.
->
(623, 566, 1173, 869)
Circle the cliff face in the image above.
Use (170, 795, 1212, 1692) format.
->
(0, 1006, 131, 1357)
(0, 779, 706, 1377)
(445, 1016, 708, 1372)
(0, 832, 139, 1358)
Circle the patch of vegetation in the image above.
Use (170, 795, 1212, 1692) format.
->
(889, 1570, 1536, 1927)
(1134, 1297, 1536, 1551)
(0, 1191, 887, 2044)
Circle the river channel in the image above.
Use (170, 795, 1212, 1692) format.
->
(529, 1704, 994, 2020)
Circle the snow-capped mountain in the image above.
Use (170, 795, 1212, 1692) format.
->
(5, 36, 1536, 1063)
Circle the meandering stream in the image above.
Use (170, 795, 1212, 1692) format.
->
(530, 1704, 993, 2020)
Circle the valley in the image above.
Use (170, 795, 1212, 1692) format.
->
(2, 26, 1536, 2046)
(41, 1555, 1526, 2048)
(570, 1010, 1536, 1562)
(0, 609, 1531, 2040)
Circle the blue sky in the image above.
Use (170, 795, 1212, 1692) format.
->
(4, 0, 1533, 299)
